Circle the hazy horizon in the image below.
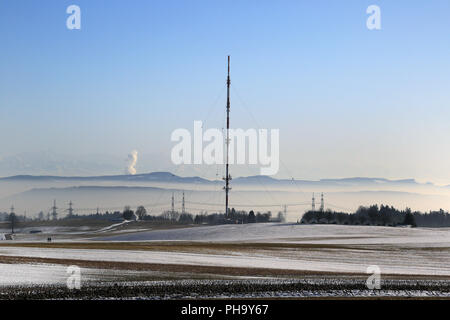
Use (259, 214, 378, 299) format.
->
(0, 158, 447, 187)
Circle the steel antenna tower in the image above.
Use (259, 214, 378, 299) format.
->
(10, 205, 15, 234)
(224, 55, 232, 217)
(312, 193, 315, 211)
(68, 201, 74, 217)
(51, 199, 58, 220)
(171, 192, 175, 215)
(320, 193, 324, 212)
(182, 191, 185, 214)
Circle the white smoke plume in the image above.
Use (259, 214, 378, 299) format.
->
(127, 150, 138, 175)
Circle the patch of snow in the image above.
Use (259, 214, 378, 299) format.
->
(1, 243, 449, 277)
(92, 220, 131, 233)
(96, 223, 450, 246)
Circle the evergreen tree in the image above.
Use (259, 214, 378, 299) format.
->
(123, 206, 134, 220)
(403, 209, 417, 227)
(248, 210, 256, 223)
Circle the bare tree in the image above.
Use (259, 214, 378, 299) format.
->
(136, 206, 147, 220)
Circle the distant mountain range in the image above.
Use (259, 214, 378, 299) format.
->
(0, 172, 210, 184)
(0, 171, 432, 187)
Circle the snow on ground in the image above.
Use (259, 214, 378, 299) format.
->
(1, 224, 449, 282)
(0, 263, 119, 286)
(91, 220, 132, 233)
(0, 263, 68, 286)
(0, 263, 160, 287)
(0, 244, 449, 276)
(96, 223, 450, 246)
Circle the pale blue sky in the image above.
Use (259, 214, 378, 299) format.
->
(1, 1, 450, 182)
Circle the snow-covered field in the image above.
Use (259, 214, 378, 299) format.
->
(1, 224, 449, 280)
(0, 263, 68, 286)
(0, 263, 169, 287)
(0, 245, 448, 277)
(96, 223, 450, 246)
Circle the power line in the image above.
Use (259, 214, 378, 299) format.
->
(68, 200, 74, 217)
(184, 200, 310, 208)
(320, 193, 324, 212)
(51, 199, 57, 220)
(182, 191, 185, 214)
(10, 205, 15, 233)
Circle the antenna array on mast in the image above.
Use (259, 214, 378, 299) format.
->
(224, 55, 232, 217)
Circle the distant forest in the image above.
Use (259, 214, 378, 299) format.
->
(0, 206, 283, 226)
(128, 206, 281, 225)
(2, 204, 450, 228)
(300, 205, 450, 227)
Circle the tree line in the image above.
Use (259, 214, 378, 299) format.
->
(300, 204, 450, 227)
(5, 203, 450, 230)
(124, 206, 282, 225)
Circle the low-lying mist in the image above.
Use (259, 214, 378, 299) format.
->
(1, 174, 450, 222)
